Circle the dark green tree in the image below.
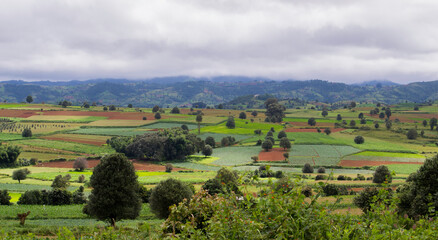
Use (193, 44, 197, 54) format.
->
(239, 112, 247, 119)
(154, 112, 161, 120)
(379, 112, 385, 119)
(279, 137, 291, 150)
(264, 98, 286, 123)
(336, 114, 342, 121)
(322, 110, 328, 117)
(202, 145, 213, 157)
(422, 120, 428, 127)
(324, 128, 331, 135)
(430, 118, 437, 130)
(196, 114, 203, 134)
(26, 95, 33, 104)
(373, 165, 392, 184)
(12, 168, 30, 184)
(406, 129, 418, 140)
(226, 116, 235, 129)
(354, 135, 365, 144)
(128, 104, 133, 108)
(307, 118, 316, 126)
(262, 140, 273, 151)
(83, 153, 141, 227)
(358, 113, 364, 119)
(205, 136, 216, 148)
(149, 178, 193, 219)
(277, 130, 287, 139)
(152, 105, 160, 113)
(398, 155, 438, 217)
(171, 107, 180, 114)
(0, 190, 11, 205)
(350, 120, 356, 127)
(251, 110, 258, 118)
(22, 128, 32, 137)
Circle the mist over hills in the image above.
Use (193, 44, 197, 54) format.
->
(0, 77, 437, 107)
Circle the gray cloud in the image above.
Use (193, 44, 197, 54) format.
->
(1, 0, 438, 83)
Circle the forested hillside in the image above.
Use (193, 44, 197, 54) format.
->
(1, 77, 437, 107)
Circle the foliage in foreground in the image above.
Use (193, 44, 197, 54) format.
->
(160, 180, 438, 240)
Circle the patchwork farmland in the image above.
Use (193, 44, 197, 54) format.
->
(0, 101, 437, 237)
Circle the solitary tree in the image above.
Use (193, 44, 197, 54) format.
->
(149, 178, 193, 219)
(349, 120, 356, 127)
(324, 128, 331, 135)
(251, 110, 258, 118)
(322, 110, 328, 118)
(373, 165, 392, 184)
(196, 114, 203, 134)
(26, 95, 33, 104)
(406, 129, 418, 140)
(354, 135, 365, 144)
(73, 157, 88, 171)
(226, 116, 235, 129)
(350, 102, 356, 108)
(83, 153, 141, 227)
(385, 108, 392, 119)
(239, 112, 247, 119)
(154, 112, 161, 120)
(358, 113, 364, 119)
(277, 130, 287, 139)
(152, 105, 160, 113)
(128, 104, 133, 108)
(171, 107, 180, 114)
(385, 120, 392, 130)
(22, 128, 32, 137)
(422, 120, 428, 127)
(379, 112, 385, 119)
(307, 118, 316, 126)
(12, 169, 30, 184)
(336, 114, 342, 121)
(279, 137, 291, 150)
(430, 118, 437, 130)
(202, 145, 213, 157)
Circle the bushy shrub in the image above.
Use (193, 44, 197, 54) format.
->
(205, 136, 216, 148)
(78, 174, 86, 183)
(149, 178, 193, 219)
(274, 170, 284, 178)
(202, 178, 225, 195)
(315, 175, 326, 180)
(18, 190, 49, 205)
(302, 163, 314, 173)
(323, 184, 349, 196)
(354, 135, 365, 144)
(72, 186, 87, 204)
(301, 186, 313, 197)
(262, 140, 273, 151)
(337, 175, 346, 181)
(272, 177, 294, 194)
(0, 190, 11, 205)
(317, 167, 326, 173)
(406, 129, 418, 140)
(165, 163, 173, 173)
(373, 165, 392, 183)
(202, 145, 213, 157)
(353, 187, 392, 213)
(22, 128, 32, 137)
(48, 189, 72, 205)
(277, 131, 287, 139)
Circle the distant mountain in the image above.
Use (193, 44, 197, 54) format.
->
(0, 77, 436, 107)
(352, 80, 400, 87)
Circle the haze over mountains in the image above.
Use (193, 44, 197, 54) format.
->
(1, 77, 437, 107)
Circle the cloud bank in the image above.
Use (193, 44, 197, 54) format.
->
(1, 0, 438, 83)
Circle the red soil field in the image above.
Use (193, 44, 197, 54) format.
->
(287, 122, 334, 127)
(37, 159, 185, 171)
(259, 148, 288, 161)
(339, 160, 423, 167)
(0, 109, 37, 118)
(40, 136, 106, 146)
(285, 128, 345, 133)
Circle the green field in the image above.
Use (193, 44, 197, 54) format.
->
(14, 139, 115, 155)
(70, 127, 150, 136)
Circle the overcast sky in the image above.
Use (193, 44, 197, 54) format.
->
(1, 0, 438, 83)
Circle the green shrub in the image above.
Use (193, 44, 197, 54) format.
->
(301, 186, 313, 197)
(139, 185, 152, 203)
(317, 167, 326, 173)
(48, 189, 72, 205)
(406, 129, 418, 140)
(205, 136, 216, 148)
(302, 163, 314, 173)
(165, 163, 173, 173)
(272, 177, 294, 194)
(72, 186, 87, 204)
(22, 128, 32, 137)
(18, 190, 49, 205)
(202, 178, 225, 195)
(315, 175, 326, 180)
(373, 165, 392, 183)
(0, 190, 11, 205)
(322, 184, 349, 196)
(353, 187, 392, 213)
(354, 135, 365, 144)
(149, 178, 193, 219)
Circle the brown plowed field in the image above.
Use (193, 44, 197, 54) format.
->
(287, 122, 334, 127)
(37, 159, 185, 171)
(259, 148, 288, 161)
(0, 109, 37, 118)
(339, 160, 423, 167)
(285, 128, 345, 133)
